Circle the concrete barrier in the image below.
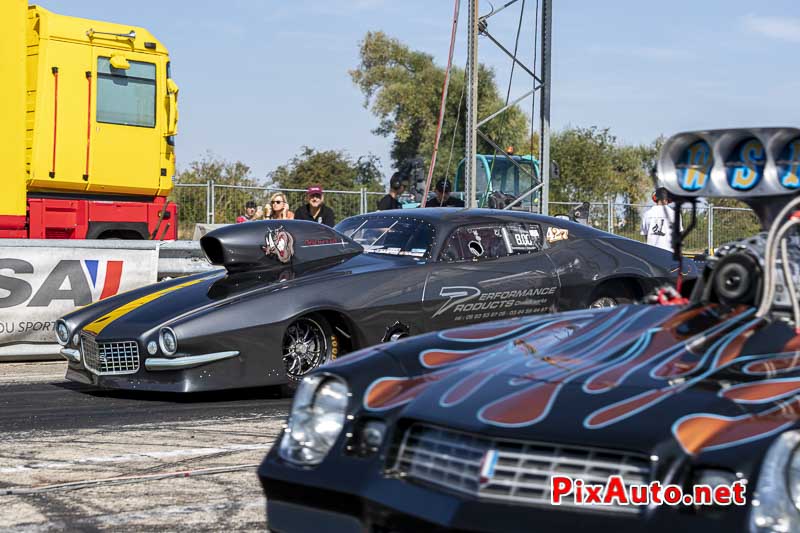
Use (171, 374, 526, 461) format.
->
(0, 240, 216, 360)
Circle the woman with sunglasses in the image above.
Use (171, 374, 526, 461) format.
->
(265, 192, 294, 220)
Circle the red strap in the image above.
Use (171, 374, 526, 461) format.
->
(51, 67, 59, 177)
(656, 287, 688, 306)
(84, 71, 92, 180)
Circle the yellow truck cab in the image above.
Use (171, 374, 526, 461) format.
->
(0, 1, 178, 239)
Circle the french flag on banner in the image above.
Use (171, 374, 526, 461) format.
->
(82, 260, 123, 301)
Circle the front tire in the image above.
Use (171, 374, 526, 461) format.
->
(279, 314, 335, 396)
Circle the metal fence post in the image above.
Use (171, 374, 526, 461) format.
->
(607, 197, 613, 233)
(210, 180, 216, 224)
(206, 182, 211, 224)
(707, 204, 714, 253)
(360, 188, 367, 214)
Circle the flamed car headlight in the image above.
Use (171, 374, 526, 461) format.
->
(55, 320, 70, 346)
(279, 375, 349, 465)
(159, 327, 178, 356)
(750, 430, 800, 531)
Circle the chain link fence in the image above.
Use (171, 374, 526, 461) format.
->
(171, 183, 384, 239)
(171, 184, 762, 248)
(551, 201, 756, 253)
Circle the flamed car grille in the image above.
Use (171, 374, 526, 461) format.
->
(392, 424, 651, 514)
(80, 333, 140, 375)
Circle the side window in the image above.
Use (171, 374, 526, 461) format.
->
(97, 57, 156, 127)
(440, 225, 511, 262)
(503, 223, 543, 255)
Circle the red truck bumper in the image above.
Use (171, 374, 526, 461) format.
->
(0, 197, 177, 240)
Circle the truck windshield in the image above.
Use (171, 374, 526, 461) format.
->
(335, 216, 434, 258)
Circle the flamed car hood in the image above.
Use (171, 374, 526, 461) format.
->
(351, 304, 800, 458)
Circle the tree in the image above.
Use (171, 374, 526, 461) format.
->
(175, 151, 259, 187)
(267, 146, 383, 192)
(350, 31, 531, 181)
(549, 127, 659, 205)
(170, 152, 261, 237)
(267, 147, 384, 223)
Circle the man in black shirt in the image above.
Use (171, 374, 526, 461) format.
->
(294, 185, 335, 226)
(377, 173, 405, 211)
(426, 179, 465, 208)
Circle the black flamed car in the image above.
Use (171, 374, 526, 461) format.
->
(56, 208, 690, 393)
(258, 128, 800, 531)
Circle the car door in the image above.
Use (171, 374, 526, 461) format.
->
(89, 49, 163, 196)
(422, 221, 560, 331)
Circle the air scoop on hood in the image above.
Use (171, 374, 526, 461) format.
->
(200, 220, 363, 273)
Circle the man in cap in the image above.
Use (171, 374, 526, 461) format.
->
(377, 173, 406, 211)
(294, 185, 335, 226)
(427, 179, 465, 208)
(236, 200, 260, 223)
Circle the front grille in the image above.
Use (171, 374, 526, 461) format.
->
(80, 333, 140, 375)
(392, 424, 652, 514)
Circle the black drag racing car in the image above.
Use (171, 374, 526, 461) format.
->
(258, 128, 800, 532)
(57, 208, 689, 393)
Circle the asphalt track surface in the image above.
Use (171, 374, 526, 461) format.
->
(0, 362, 291, 531)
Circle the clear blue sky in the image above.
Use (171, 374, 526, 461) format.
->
(36, 1, 800, 185)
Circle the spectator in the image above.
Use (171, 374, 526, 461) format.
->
(236, 200, 260, 223)
(377, 173, 405, 211)
(427, 179, 465, 208)
(265, 192, 294, 220)
(641, 187, 682, 251)
(294, 185, 335, 226)
(573, 201, 590, 225)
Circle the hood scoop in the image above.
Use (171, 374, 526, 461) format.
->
(200, 220, 362, 273)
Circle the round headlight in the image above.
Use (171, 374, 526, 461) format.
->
(279, 375, 349, 465)
(751, 430, 800, 531)
(159, 328, 178, 356)
(147, 341, 158, 355)
(55, 320, 70, 346)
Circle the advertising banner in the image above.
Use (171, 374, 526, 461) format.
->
(0, 247, 158, 355)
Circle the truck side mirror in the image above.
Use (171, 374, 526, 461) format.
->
(165, 78, 179, 136)
(109, 54, 130, 70)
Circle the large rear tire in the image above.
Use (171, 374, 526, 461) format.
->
(588, 281, 635, 309)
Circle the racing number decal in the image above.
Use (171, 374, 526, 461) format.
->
(513, 232, 535, 247)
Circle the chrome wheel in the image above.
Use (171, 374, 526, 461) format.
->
(283, 317, 328, 381)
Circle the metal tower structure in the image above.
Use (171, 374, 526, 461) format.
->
(463, 0, 552, 214)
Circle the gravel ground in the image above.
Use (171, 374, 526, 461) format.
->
(0, 362, 291, 532)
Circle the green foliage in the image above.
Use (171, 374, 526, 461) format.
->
(351, 31, 530, 180)
(710, 199, 762, 248)
(550, 127, 658, 204)
(169, 152, 262, 238)
(267, 146, 383, 192)
(267, 147, 384, 223)
(174, 151, 260, 187)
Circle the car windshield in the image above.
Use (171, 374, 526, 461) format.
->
(335, 216, 434, 258)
